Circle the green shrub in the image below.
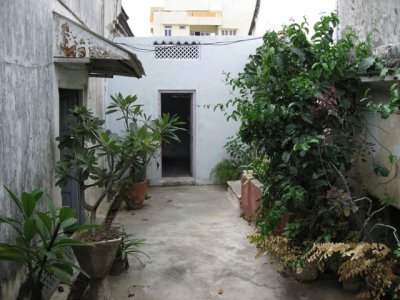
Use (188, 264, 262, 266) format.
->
(221, 13, 400, 245)
(210, 159, 240, 184)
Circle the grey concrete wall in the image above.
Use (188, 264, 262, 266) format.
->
(338, 0, 400, 207)
(0, 0, 55, 297)
(0, 0, 127, 297)
(338, 0, 400, 46)
(60, 0, 105, 34)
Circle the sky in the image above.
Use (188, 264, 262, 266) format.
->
(122, 0, 337, 37)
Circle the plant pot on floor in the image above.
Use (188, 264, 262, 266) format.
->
(109, 257, 129, 276)
(122, 180, 147, 210)
(72, 230, 122, 299)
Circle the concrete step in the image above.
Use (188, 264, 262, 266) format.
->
(227, 180, 241, 201)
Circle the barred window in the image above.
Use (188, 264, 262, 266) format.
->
(164, 26, 172, 36)
(155, 45, 200, 59)
(221, 29, 237, 36)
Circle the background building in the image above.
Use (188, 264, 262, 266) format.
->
(150, 0, 257, 36)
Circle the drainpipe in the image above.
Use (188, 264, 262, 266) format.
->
(248, 0, 261, 35)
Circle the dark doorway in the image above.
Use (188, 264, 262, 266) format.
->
(59, 89, 85, 223)
(161, 93, 192, 177)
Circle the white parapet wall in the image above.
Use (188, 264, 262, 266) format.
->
(106, 36, 262, 185)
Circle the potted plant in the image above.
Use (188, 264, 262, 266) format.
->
(106, 93, 184, 209)
(54, 98, 181, 295)
(0, 187, 94, 300)
(109, 226, 149, 275)
(55, 106, 132, 298)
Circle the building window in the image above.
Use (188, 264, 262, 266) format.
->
(221, 29, 237, 36)
(179, 25, 186, 30)
(164, 26, 172, 36)
(190, 31, 210, 36)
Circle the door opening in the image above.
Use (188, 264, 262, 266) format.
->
(161, 93, 192, 177)
(59, 89, 85, 224)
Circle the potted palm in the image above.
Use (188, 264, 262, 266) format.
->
(106, 93, 184, 209)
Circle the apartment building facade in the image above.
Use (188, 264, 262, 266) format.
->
(150, 0, 257, 36)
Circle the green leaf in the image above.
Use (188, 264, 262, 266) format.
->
(340, 97, 351, 110)
(66, 224, 101, 232)
(58, 207, 76, 223)
(373, 161, 390, 177)
(34, 213, 51, 242)
(282, 151, 291, 163)
(31, 189, 43, 201)
(21, 192, 37, 218)
(60, 218, 78, 230)
(23, 219, 37, 242)
(358, 56, 375, 73)
(4, 187, 23, 213)
(380, 67, 389, 77)
(380, 194, 395, 206)
(389, 155, 399, 165)
(0, 245, 26, 263)
(53, 237, 91, 248)
(0, 216, 21, 233)
(46, 266, 73, 284)
(47, 198, 57, 221)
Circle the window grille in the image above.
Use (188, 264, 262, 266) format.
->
(155, 45, 200, 59)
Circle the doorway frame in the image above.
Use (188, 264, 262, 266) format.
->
(58, 88, 85, 224)
(158, 90, 196, 183)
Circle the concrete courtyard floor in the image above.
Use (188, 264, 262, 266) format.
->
(108, 185, 356, 300)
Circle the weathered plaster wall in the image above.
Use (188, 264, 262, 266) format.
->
(1, 0, 125, 297)
(53, 0, 112, 215)
(338, 0, 399, 46)
(106, 36, 262, 185)
(338, 0, 400, 207)
(58, 0, 105, 34)
(0, 0, 55, 297)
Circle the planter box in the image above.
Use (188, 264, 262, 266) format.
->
(240, 171, 263, 221)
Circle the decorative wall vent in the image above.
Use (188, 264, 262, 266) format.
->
(41, 271, 61, 300)
(155, 45, 200, 59)
(40, 248, 74, 299)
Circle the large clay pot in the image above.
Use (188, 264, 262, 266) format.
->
(123, 180, 147, 210)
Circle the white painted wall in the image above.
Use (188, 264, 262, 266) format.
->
(106, 36, 262, 185)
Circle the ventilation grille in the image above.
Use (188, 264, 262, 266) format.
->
(41, 247, 74, 299)
(41, 271, 61, 300)
(155, 45, 200, 59)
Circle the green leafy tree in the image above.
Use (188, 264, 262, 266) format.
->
(223, 14, 400, 245)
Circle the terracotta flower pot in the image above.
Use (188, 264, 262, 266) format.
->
(123, 180, 147, 210)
